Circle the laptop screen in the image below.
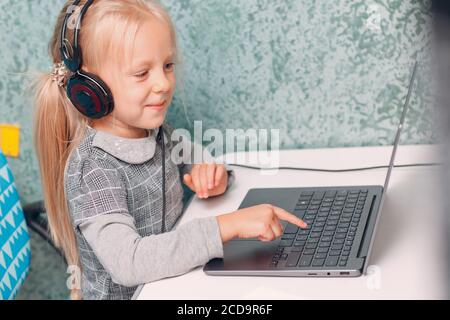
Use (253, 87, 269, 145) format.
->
(382, 61, 418, 195)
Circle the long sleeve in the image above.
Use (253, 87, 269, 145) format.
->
(79, 213, 224, 287)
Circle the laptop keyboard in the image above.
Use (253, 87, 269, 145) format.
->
(270, 189, 369, 269)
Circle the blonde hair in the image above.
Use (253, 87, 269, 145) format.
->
(32, 0, 179, 299)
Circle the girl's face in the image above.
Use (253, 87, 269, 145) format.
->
(92, 18, 176, 138)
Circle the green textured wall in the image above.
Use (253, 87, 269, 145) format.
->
(0, 0, 434, 205)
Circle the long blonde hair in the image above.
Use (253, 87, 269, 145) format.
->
(32, 0, 178, 299)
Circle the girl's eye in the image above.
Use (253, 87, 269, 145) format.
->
(165, 63, 175, 71)
(135, 71, 148, 78)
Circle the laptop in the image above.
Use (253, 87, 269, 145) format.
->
(204, 62, 418, 277)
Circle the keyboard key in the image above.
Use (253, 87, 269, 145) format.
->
(325, 191, 337, 197)
(306, 243, 318, 249)
(303, 249, 315, 255)
(310, 232, 321, 238)
(319, 242, 331, 248)
(298, 255, 313, 267)
(315, 222, 326, 227)
(275, 247, 284, 253)
(280, 253, 288, 260)
(331, 244, 343, 250)
(314, 253, 327, 259)
(342, 213, 353, 218)
(312, 259, 325, 267)
(317, 247, 329, 253)
(312, 191, 325, 199)
(312, 227, 324, 233)
(294, 240, 306, 247)
(323, 231, 334, 237)
(281, 234, 295, 240)
(296, 235, 308, 241)
(301, 191, 314, 197)
(286, 252, 301, 267)
(325, 256, 339, 266)
(329, 250, 341, 256)
(292, 246, 303, 252)
(339, 261, 347, 267)
(279, 239, 294, 247)
(297, 197, 311, 205)
(321, 236, 333, 242)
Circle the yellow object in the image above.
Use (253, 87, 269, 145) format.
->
(0, 124, 20, 157)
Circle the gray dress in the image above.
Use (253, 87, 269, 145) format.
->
(64, 125, 231, 299)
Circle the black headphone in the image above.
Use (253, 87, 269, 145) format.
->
(60, 0, 167, 233)
(60, 0, 114, 119)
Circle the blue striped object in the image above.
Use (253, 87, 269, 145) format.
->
(0, 151, 31, 300)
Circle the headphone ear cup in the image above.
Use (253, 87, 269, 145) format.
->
(66, 71, 114, 119)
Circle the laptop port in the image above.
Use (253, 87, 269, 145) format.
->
(308, 273, 317, 276)
(340, 272, 350, 275)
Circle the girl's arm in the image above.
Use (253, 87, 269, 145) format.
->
(79, 213, 223, 287)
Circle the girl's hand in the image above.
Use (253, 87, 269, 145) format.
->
(183, 163, 228, 199)
(216, 204, 308, 243)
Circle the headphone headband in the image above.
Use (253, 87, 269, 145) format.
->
(60, 0, 94, 72)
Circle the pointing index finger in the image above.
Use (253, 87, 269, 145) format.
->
(272, 206, 307, 228)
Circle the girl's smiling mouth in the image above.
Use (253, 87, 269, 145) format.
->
(145, 101, 166, 110)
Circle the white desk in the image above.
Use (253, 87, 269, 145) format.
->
(137, 145, 448, 299)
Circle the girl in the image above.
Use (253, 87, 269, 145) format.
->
(33, 0, 306, 300)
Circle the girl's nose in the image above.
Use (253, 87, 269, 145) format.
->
(152, 71, 171, 93)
